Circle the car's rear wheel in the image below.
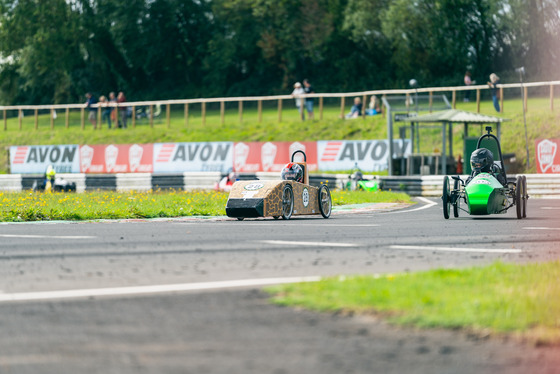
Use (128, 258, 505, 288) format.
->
(453, 178, 460, 218)
(522, 175, 528, 218)
(442, 176, 450, 219)
(282, 184, 294, 220)
(318, 185, 332, 218)
(515, 175, 523, 219)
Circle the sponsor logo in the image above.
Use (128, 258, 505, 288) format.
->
(338, 142, 387, 161)
(302, 187, 309, 207)
(80, 144, 153, 173)
(537, 139, 557, 173)
(171, 143, 230, 162)
(12, 146, 28, 164)
(10, 145, 81, 174)
(129, 144, 144, 172)
(320, 141, 410, 163)
(318, 140, 411, 172)
(80, 145, 95, 172)
(261, 142, 278, 172)
(321, 141, 343, 162)
(105, 145, 119, 172)
(234, 142, 251, 171)
(244, 183, 264, 191)
(154, 142, 232, 172)
(17, 146, 77, 164)
(156, 143, 176, 163)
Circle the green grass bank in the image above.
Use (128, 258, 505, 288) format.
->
(267, 261, 560, 345)
(0, 189, 411, 222)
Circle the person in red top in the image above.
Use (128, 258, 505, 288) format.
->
(216, 169, 237, 192)
(456, 154, 463, 174)
(117, 91, 127, 128)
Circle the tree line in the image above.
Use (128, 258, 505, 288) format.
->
(0, 0, 558, 105)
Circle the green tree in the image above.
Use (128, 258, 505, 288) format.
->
(0, 0, 557, 104)
(0, 0, 82, 104)
(497, 0, 560, 80)
(381, 0, 504, 86)
(206, 0, 341, 95)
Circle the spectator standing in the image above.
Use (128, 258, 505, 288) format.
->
(99, 95, 112, 129)
(109, 92, 117, 127)
(456, 154, 463, 174)
(303, 79, 314, 120)
(464, 71, 475, 102)
(117, 91, 128, 128)
(487, 73, 501, 112)
(291, 82, 305, 120)
(85, 92, 98, 129)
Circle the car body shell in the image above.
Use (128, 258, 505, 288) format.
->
(464, 173, 508, 215)
(225, 180, 324, 219)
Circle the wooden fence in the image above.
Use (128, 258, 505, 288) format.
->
(1, 80, 559, 131)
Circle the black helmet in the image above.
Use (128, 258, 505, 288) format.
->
(470, 148, 494, 173)
(281, 163, 304, 183)
(352, 171, 363, 181)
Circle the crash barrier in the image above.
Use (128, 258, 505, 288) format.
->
(1, 80, 559, 131)
(2, 172, 225, 193)
(1, 173, 557, 198)
(0, 172, 338, 193)
(382, 174, 560, 198)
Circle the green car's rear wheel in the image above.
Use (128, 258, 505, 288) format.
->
(453, 178, 460, 218)
(442, 176, 450, 219)
(515, 175, 523, 219)
(522, 175, 528, 218)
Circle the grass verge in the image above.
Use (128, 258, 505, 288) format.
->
(0, 189, 411, 221)
(266, 261, 560, 345)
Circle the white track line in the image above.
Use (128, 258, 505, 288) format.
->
(390, 245, 522, 254)
(523, 227, 560, 231)
(234, 223, 379, 227)
(0, 234, 96, 239)
(0, 276, 321, 303)
(314, 224, 380, 227)
(260, 240, 358, 247)
(388, 197, 437, 213)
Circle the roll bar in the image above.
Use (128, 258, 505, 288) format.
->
(291, 150, 307, 162)
(476, 126, 507, 183)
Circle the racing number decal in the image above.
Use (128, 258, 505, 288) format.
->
(244, 183, 264, 190)
(474, 179, 491, 185)
(302, 187, 309, 207)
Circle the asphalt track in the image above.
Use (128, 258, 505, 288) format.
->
(1, 197, 560, 373)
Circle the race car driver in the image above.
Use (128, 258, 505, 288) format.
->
(465, 148, 506, 186)
(281, 163, 304, 183)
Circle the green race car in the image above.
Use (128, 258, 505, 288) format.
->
(442, 127, 528, 219)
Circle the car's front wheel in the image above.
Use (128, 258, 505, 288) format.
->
(318, 185, 332, 219)
(281, 184, 294, 220)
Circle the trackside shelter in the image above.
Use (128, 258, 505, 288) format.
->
(399, 109, 509, 175)
(382, 95, 452, 176)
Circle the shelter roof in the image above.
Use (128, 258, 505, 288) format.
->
(401, 109, 509, 123)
